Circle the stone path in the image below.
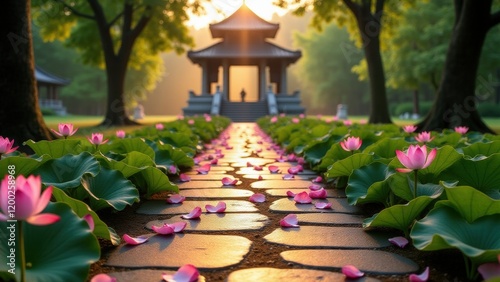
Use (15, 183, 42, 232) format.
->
(105, 123, 421, 281)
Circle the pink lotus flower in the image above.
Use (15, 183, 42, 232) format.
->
(0, 175, 60, 225)
(196, 164, 211, 174)
(292, 118, 300, 123)
(454, 126, 469, 135)
(299, 114, 305, 119)
(205, 115, 212, 122)
(340, 136, 362, 152)
(181, 207, 202, 219)
(478, 254, 500, 280)
(83, 214, 94, 231)
(402, 125, 417, 133)
(309, 188, 327, 199)
(166, 194, 185, 204)
(343, 120, 352, 126)
(88, 133, 108, 146)
(188, 119, 195, 125)
(51, 123, 78, 138)
(122, 234, 149, 245)
(179, 174, 191, 182)
(116, 130, 126, 138)
(156, 123, 164, 130)
(221, 177, 238, 186)
(342, 265, 364, 279)
(249, 193, 266, 203)
(282, 174, 295, 180)
(152, 222, 187, 235)
(162, 264, 199, 282)
(409, 267, 430, 282)
(91, 273, 117, 282)
(270, 116, 278, 123)
(280, 214, 299, 228)
(177, 115, 185, 120)
(286, 191, 296, 197)
(0, 136, 18, 156)
(395, 145, 437, 173)
(294, 191, 312, 204)
(308, 184, 322, 191)
(268, 165, 280, 173)
(315, 202, 332, 209)
(206, 201, 226, 213)
(388, 236, 409, 248)
(311, 176, 322, 183)
(415, 131, 434, 143)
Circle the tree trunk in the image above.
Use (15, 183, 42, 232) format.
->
(353, 2, 392, 124)
(0, 0, 53, 152)
(413, 89, 419, 115)
(418, 1, 495, 133)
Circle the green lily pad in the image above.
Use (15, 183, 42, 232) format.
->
(388, 173, 443, 201)
(0, 202, 100, 282)
(363, 138, 409, 159)
(346, 162, 393, 206)
(313, 143, 352, 172)
(25, 139, 82, 158)
(0, 156, 48, 177)
(81, 168, 139, 211)
(34, 152, 100, 190)
(325, 153, 374, 179)
(411, 205, 500, 267)
(52, 187, 120, 245)
(131, 166, 178, 197)
(100, 151, 155, 178)
(105, 138, 156, 160)
(363, 195, 436, 236)
(154, 143, 194, 170)
(462, 141, 500, 158)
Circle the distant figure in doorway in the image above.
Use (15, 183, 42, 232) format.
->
(133, 103, 145, 120)
(240, 88, 246, 102)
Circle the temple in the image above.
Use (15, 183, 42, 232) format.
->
(36, 66, 69, 115)
(183, 4, 304, 121)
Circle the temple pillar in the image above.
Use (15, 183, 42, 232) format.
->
(201, 61, 209, 95)
(280, 61, 288, 95)
(258, 59, 267, 101)
(222, 59, 230, 100)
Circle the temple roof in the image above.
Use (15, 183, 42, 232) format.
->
(35, 66, 70, 85)
(209, 4, 279, 38)
(188, 41, 301, 64)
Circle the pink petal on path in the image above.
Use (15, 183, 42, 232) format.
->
(409, 267, 430, 282)
(205, 201, 226, 213)
(287, 167, 300, 175)
(282, 174, 295, 180)
(162, 264, 200, 282)
(268, 165, 280, 173)
(258, 175, 263, 180)
(246, 162, 253, 167)
(221, 177, 238, 186)
(179, 174, 191, 182)
(91, 273, 117, 282)
(166, 194, 186, 204)
(122, 234, 149, 245)
(196, 164, 211, 174)
(168, 222, 187, 232)
(294, 191, 312, 204)
(151, 224, 175, 235)
(280, 214, 299, 228)
(312, 176, 323, 183)
(181, 207, 202, 219)
(253, 165, 263, 171)
(388, 236, 409, 248)
(249, 193, 266, 203)
(342, 265, 365, 279)
(314, 202, 332, 209)
(308, 184, 323, 191)
(286, 190, 296, 197)
(309, 188, 327, 199)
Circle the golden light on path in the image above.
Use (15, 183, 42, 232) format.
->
(188, 0, 289, 29)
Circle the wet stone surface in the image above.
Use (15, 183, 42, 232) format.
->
(174, 188, 254, 199)
(177, 180, 243, 189)
(265, 188, 345, 198)
(269, 198, 363, 214)
(250, 180, 315, 189)
(145, 213, 269, 231)
(136, 200, 258, 215)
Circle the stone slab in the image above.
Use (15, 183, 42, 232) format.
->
(266, 188, 345, 198)
(241, 174, 312, 180)
(137, 200, 258, 215)
(237, 167, 316, 175)
(269, 198, 362, 214)
(281, 249, 419, 275)
(106, 234, 252, 269)
(109, 270, 206, 282)
(184, 166, 234, 175)
(146, 213, 269, 231)
(230, 158, 276, 167)
(176, 174, 235, 181)
(226, 267, 380, 282)
(177, 180, 243, 189)
(297, 213, 364, 225)
(250, 180, 314, 189)
(264, 226, 392, 248)
(178, 189, 254, 198)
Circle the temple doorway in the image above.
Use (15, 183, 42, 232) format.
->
(229, 66, 258, 102)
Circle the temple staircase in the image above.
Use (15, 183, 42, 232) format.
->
(220, 100, 269, 122)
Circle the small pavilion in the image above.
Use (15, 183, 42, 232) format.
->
(36, 66, 69, 115)
(183, 4, 304, 121)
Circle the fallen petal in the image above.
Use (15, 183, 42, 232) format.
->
(258, 175, 263, 180)
(91, 273, 117, 282)
(314, 202, 332, 209)
(246, 162, 253, 167)
(83, 214, 94, 231)
(196, 164, 211, 174)
(286, 190, 296, 197)
(221, 177, 238, 186)
(268, 165, 280, 173)
(280, 214, 299, 228)
(308, 184, 323, 191)
(152, 224, 175, 235)
(253, 165, 263, 171)
(210, 158, 218, 165)
(294, 191, 312, 204)
(342, 265, 364, 279)
(162, 264, 200, 282)
(205, 201, 226, 213)
(388, 236, 409, 248)
(181, 207, 202, 219)
(282, 174, 295, 180)
(167, 194, 186, 204)
(179, 174, 191, 182)
(249, 193, 266, 203)
(168, 222, 187, 233)
(309, 188, 327, 199)
(287, 167, 300, 175)
(122, 234, 149, 245)
(312, 176, 323, 183)
(409, 267, 430, 282)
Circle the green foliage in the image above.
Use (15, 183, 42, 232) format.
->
(346, 162, 393, 206)
(0, 202, 100, 282)
(26, 139, 83, 158)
